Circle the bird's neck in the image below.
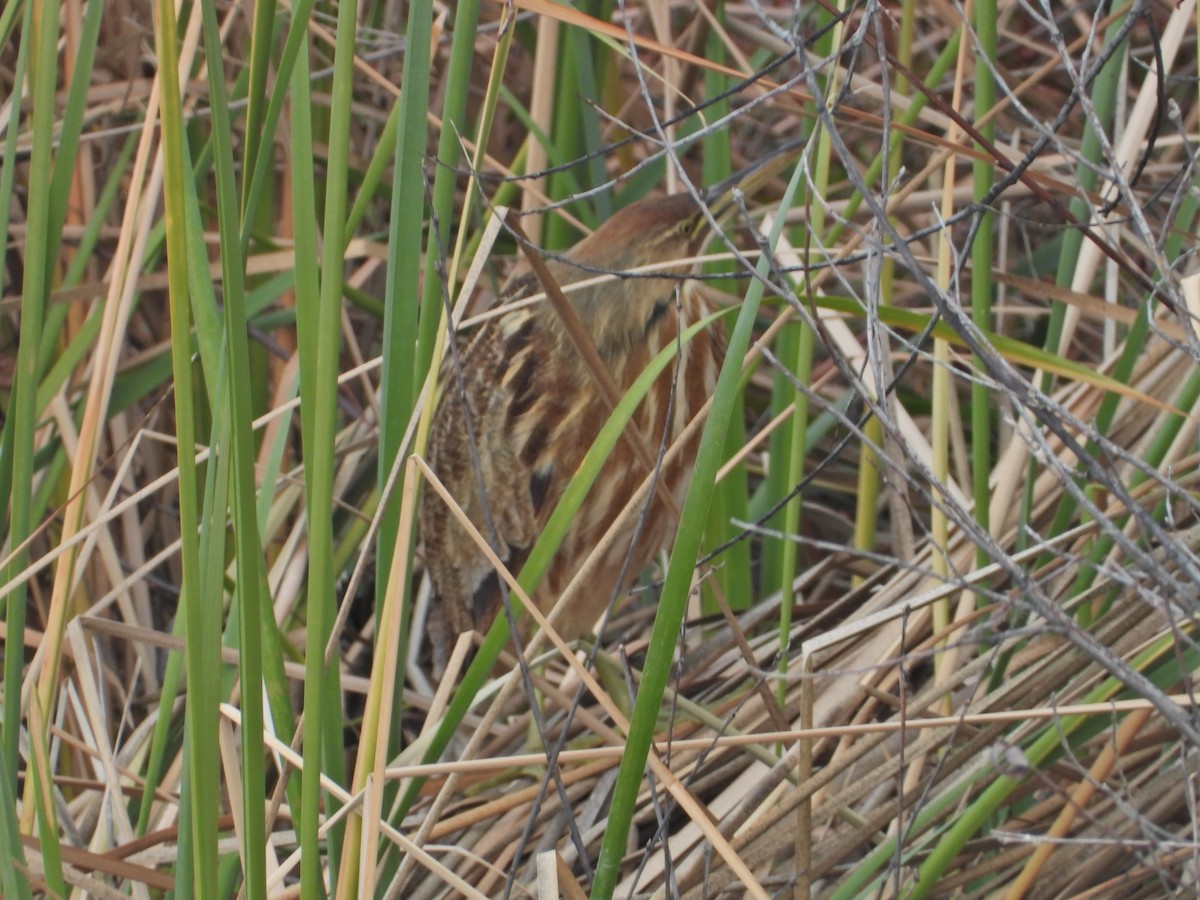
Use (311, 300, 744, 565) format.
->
(567, 277, 692, 359)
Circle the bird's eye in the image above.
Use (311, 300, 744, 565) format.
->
(678, 219, 694, 237)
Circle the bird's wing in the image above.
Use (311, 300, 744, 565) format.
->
(421, 312, 555, 661)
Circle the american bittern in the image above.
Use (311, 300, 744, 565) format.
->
(422, 189, 725, 671)
(421, 146, 800, 672)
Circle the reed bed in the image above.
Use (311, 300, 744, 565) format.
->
(3, 0, 1199, 896)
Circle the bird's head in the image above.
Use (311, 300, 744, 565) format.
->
(539, 139, 805, 355)
(570, 192, 713, 275)
(555, 192, 715, 355)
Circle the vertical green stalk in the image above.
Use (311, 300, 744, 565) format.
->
(413, 0, 482, 392)
(7, 3, 66, 886)
(0, 0, 26, 67)
(238, 0, 275, 220)
(0, 0, 28, 622)
(375, 0, 433, 687)
(592, 166, 804, 900)
(775, 4, 841, 708)
(41, 0, 101, 293)
(853, 0, 916, 577)
(276, 20, 324, 858)
(198, 0, 270, 894)
(544, 4, 607, 249)
(776, 324, 814, 710)
(701, 1, 752, 613)
(287, 20, 326, 878)
(758, 324, 799, 599)
(0, 12, 32, 869)
(20, 0, 103, 417)
(241, 0, 317, 249)
(929, 25, 971, 681)
(170, 94, 246, 900)
(296, 0, 359, 892)
(227, 6, 306, 818)
(971, 0, 997, 560)
(1021, 1, 1128, 550)
(0, 730, 28, 900)
(154, 0, 216, 894)
(3, 0, 58, 791)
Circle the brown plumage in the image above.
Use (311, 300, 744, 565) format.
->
(421, 192, 727, 671)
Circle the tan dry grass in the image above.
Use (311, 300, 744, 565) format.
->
(4, 0, 1200, 897)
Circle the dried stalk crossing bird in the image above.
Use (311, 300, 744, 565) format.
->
(421, 152, 797, 672)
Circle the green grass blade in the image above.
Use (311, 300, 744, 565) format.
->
(198, 0, 271, 893)
(241, 0, 315, 249)
(7, 12, 61, 886)
(414, 0, 482, 393)
(295, 0, 361, 891)
(238, 0, 275, 220)
(1, 0, 54, 787)
(153, 0, 216, 893)
(0, 736, 30, 900)
(592, 162, 805, 900)
(971, 0, 997, 560)
(375, 0, 433, 676)
(699, 25, 752, 614)
(0, 0, 31, 573)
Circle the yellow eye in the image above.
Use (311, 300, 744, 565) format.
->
(678, 219, 694, 237)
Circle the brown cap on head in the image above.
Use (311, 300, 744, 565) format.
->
(568, 192, 708, 273)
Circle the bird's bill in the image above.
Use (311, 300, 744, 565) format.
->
(700, 136, 807, 219)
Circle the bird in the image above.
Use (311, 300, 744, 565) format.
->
(420, 188, 728, 674)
